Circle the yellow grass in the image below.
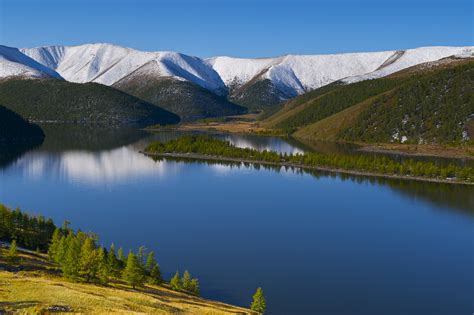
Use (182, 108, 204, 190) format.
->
(0, 249, 251, 314)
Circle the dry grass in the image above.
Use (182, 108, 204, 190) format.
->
(0, 249, 251, 315)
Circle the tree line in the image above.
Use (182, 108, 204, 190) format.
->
(145, 135, 474, 183)
(0, 204, 199, 296)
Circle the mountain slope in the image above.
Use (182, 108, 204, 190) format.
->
(112, 61, 246, 121)
(208, 47, 473, 109)
(21, 43, 227, 93)
(22, 44, 474, 112)
(0, 45, 62, 80)
(0, 105, 44, 142)
(267, 57, 474, 145)
(0, 79, 179, 126)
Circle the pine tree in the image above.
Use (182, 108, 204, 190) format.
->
(97, 247, 110, 284)
(78, 237, 99, 282)
(190, 278, 200, 296)
(107, 243, 120, 277)
(137, 245, 146, 267)
(170, 271, 182, 291)
(8, 239, 18, 264)
(145, 251, 156, 274)
(48, 228, 61, 260)
(182, 270, 192, 292)
(123, 251, 145, 289)
(149, 264, 162, 285)
(250, 287, 266, 314)
(117, 247, 125, 263)
(62, 233, 81, 280)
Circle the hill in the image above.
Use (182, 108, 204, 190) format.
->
(0, 105, 44, 143)
(0, 248, 250, 314)
(113, 67, 246, 121)
(264, 58, 474, 145)
(0, 79, 180, 126)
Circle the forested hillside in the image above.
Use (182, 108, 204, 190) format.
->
(0, 79, 180, 126)
(265, 58, 474, 145)
(113, 76, 246, 121)
(340, 61, 473, 144)
(0, 105, 44, 143)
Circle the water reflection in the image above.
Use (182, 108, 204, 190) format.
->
(0, 125, 473, 314)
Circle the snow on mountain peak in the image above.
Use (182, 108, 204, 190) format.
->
(0, 45, 63, 80)
(13, 43, 474, 101)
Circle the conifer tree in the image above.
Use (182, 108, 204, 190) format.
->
(250, 287, 266, 314)
(182, 270, 192, 292)
(8, 239, 18, 264)
(137, 245, 146, 266)
(107, 243, 120, 277)
(117, 247, 125, 263)
(123, 251, 145, 289)
(150, 264, 162, 285)
(48, 228, 61, 260)
(97, 247, 110, 284)
(54, 234, 67, 264)
(63, 233, 81, 280)
(190, 278, 200, 296)
(145, 251, 156, 273)
(170, 271, 182, 291)
(78, 237, 99, 282)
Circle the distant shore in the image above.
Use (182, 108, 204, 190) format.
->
(141, 151, 474, 186)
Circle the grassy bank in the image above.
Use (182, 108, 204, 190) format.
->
(144, 136, 474, 184)
(0, 247, 250, 314)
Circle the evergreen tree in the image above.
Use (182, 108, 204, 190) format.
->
(48, 228, 61, 261)
(117, 247, 125, 263)
(182, 270, 192, 292)
(145, 251, 156, 273)
(107, 243, 121, 277)
(97, 247, 110, 284)
(137, 245, 146, 266)
(78, 237, 99, 282)
(149, 264, 162, 285)
(62, 233, 81, 280)
(8, 239, 18, 264)
(170, 271, 182, 291)
(123, 251, 145, 289)
(190, 278, 200, 296)
(250, 287, 266, 314)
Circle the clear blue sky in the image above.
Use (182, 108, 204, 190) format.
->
(0, 0, 472, 57)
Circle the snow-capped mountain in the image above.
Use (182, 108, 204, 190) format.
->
(0, 45, 62, 80)
(21, 43, 227, 94)
(5, 43, 474, 108)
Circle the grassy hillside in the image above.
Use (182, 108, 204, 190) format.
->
(0, 79, 180, 126)
(0, 105, 44, 143)
(113, 76, 246, 121)
(0, 248, 250, 314)
(265, 58, 474, 145)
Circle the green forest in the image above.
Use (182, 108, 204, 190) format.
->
(0, 79, 179, 126)
(0, 105, 44, 143)
(145, 135, 474, 183)
(341, 61, 474, 144)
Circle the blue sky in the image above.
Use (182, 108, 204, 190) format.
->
(0, 0, 472, 57)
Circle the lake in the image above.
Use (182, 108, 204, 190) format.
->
(1, 125, 473, 314)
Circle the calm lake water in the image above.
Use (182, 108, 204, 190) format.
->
(1, 125, 473, 315)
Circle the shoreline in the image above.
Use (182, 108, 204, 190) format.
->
(141, 151, 474, 186)
(148, 122, 474, 161)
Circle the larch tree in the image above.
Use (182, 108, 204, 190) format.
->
(250, 287, 266, 314)
(123, 251, 145, 289)
(170, 271, 182, 291)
